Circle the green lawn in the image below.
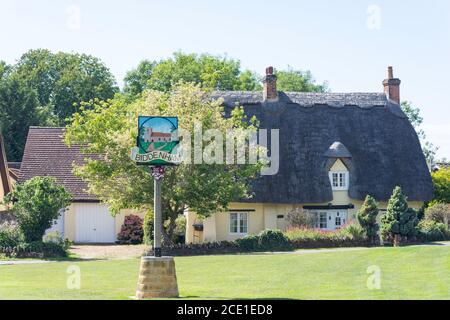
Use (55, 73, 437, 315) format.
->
(0, 246, 449, 300)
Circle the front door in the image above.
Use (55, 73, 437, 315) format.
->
(327, 210, 347, 230)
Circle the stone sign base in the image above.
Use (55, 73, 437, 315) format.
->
(136, 256, 179, 299)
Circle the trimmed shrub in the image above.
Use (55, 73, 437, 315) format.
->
(43, 231, 71, 250)
(0, 222, 23, 248)
(235, 235, 260, 251)
(117, 214, 144, 244)
(381, 186, 418, 246)
(418, 220, 448, 242)
(5, 177, 71, 243)
(424, 203, 450, 227)
(144, 241, 240, 256)
(143, 210, 154, 245)
(342, 223, 366, 241)
(1, 241, 68, 258)
(258, 229, 292, 251)
(356, 195, 379, 243)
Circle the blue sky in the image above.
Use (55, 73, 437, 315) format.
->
(1, 0, 449, 158)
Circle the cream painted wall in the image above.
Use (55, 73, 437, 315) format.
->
(64, 204, 76, 241)
(330, 159, 347, 171)
(63, 203, 145, 242)
(185, 158, 426, 243)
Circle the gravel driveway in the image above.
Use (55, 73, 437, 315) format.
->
(70, 244, 147, 260)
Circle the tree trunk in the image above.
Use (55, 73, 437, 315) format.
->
(161, 201, 183, 246)
(393, 234, 400, 247)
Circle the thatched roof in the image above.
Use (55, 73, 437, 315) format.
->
(324, 142, 352, 158)
(213, 91, 433, 203)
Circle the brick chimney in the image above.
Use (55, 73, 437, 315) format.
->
(263, 66, 278, 101)
(382, 66, 401, 104)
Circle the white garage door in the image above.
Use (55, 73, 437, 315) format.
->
(45, 208, 65, 236)
(75, 204, 116, 243)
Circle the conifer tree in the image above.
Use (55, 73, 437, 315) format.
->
(357, 195, 379, 244)
(381, 186, 418, 246)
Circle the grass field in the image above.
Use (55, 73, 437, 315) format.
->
(0, 245, 449, 300)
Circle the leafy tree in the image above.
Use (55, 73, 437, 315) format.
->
(276, 67, 328, 92)
(401, 101, 438, 166)
(0, 61, 11, 80)
(0, 76, 52, 161)
(380, 186, 418, 246)
(12, 49, 118, 124)
(123, 52, 261, 96)
(431, 168, 450, 204)
(5, 177, 71, 242)
(356, 195, 379, 244)
(143, 209, 154, 245)
(123, 60, 156, 97)
(65, 83, 265, 244)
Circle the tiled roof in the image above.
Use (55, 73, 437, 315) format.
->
(18, 127, 98, 201)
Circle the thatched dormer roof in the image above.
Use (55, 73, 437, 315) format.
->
(324, 142, 352, 158)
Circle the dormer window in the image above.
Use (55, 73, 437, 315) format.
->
(329, 171, 349, 190)
(324, 142, 351, 191)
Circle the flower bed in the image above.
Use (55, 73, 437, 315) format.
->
(285, 225, 371, 249)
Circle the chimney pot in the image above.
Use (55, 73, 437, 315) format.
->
(263, 66, 277, 101)
(383, 66, 401, 104)
(387, 66, 394, 79)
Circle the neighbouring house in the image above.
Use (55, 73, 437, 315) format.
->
(185, 66, 433, 243)
(0, 133, 18, 213)
(18, 127, 144, 243)
(432, 162, 450, 172)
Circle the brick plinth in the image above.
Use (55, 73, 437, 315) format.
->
(135, 256, 179, 299)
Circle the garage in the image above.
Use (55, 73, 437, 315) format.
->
(75, 203, 116, 243)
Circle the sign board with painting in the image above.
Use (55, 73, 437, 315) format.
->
(131, 116, 180, 166)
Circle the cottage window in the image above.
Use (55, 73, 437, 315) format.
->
(318, 212, 327, 229)
(229, 212, 248, 234)
(335, 216, 342, 228)
(329, 171, 349, 190)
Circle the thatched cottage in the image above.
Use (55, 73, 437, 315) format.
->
(185, 67, 433, 243)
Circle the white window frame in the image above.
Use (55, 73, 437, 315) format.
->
(229, 212, 249, 235)
(317, 212, 327, 229)
(312, 210, 348, 231)
(329, 171, 349, 190)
